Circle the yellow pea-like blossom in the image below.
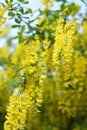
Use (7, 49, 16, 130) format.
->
(4, 92, 27, 130)
(0, 3, 12, 26)
(52, 17, 65, 66)
(41, 0, 48, 4)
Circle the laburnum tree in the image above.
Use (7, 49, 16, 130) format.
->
(0, 0, 87, 130)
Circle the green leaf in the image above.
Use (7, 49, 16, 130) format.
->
(61, 3, 65, 11)
(15, 18, 21, 23)
(21, 25, 25, 32)
(16, 13, 22, 18)
(8, 12, 15, 17)
(81, 0, 87, 5)
(18, 0, 29, 4)
(5, 0, 9, 4)
(56, 0, 67, 2)
(18, 76, 25, 85)
(0, 2, 6, 7)
(10, 0, 13, 2)
(18, 0, 24, 2)
(23, 1, 29, 4)
(25, 8, 32, 14)
(11, 25, 21, 28)
(20, 8, 24, 14)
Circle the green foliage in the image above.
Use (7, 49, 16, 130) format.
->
(81, 0, 87, 5)
(1, 75, 25, 89)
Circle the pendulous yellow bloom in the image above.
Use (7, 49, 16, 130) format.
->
(4, 91, 27, 130)
(0, 3, 12, 26)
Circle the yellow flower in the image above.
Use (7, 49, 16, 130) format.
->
(41, 0, 49, 4)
